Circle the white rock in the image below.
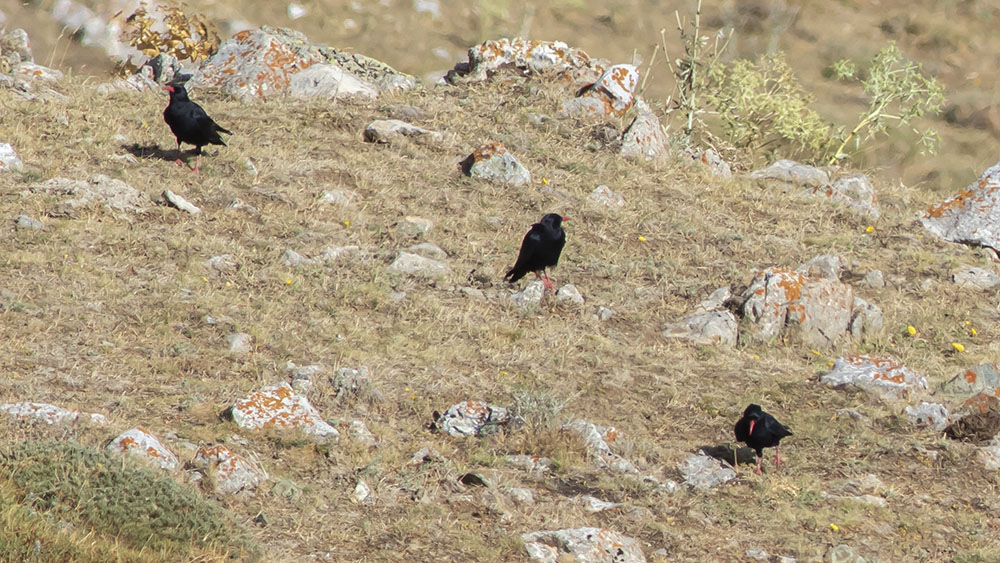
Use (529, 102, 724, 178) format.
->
(349, 419, 378, 447)
(695, 286, 732, 312)
(506, 487, 535, 504)
(289, 64, 379, 99)
(821, 355, 928, 399)
(588, 185, 625, 208)
(407, 242, 447, 260)
(163, 189, 201, 214)
(905, 402, 949, 431)
(194, 445, 267, 494)
(319, 189, 360, 206)
(522, 527, 646, 563)
(287, 2, 307, 19)
(849, 297, 884, 341)
(510, 280, 545, 311)
(387, 251, 451, 278)
(863, 270, 885, 288)
(434, 400, 509, 437)
(0, 143, 23, 172)
(662, 310, 738, 347)
(796, 254, 844, 280)
(461, 142, 531, 186)
(678, 452, 736, 490)
(363, 119, 443, 144)
(749, 159, 830, 188)
(15, 215, 43, 230)
(29, 175, 149, 214)
(952, 266, 1000, 289)
(556, 284, 584, 306)
(620, 99, 667, 161)
(579, 495, 620, 513)
(413, 0, 441, 17)
(204, 254, 238, 276)
(563, 419, 638, 474)
(1, 402, 106, 425)
(353, 480, 373, 503)
(107, 427, 179, 471)
(398, 215, 434, 237)
(227, 332, 252, 356)
(595, 306, 614, 321)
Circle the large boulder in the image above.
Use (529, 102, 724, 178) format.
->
(558, 64, 640, 119)
(228, 382, 339, 441)
(620, 100, 668, 161)
(821, 355, 928, 400)
(459, 142, 531, 186)
(921, 160, 1000, 251)
(189, 26, 414, 102)
(447, 37, 607, 88)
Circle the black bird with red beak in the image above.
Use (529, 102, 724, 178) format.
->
(734, 404, 793, 474)
(504, 213, 569, 291)
(163, 83, 232, 173)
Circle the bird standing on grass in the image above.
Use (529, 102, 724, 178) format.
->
(504, 213, 569, 291)
(734, 404, 793, 474)
(162, 83, 231, 173)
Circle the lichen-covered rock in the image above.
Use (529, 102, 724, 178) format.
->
(952, 266, 1000, 289)
(229, 382, 339, 441)
(905, 402, 949, 431)
(749, 159, 830, 188)
(558, 64, 639, 119)
(0, 143, 23, 172)
(506, 454, 553, 473)
(107, 427, 179, 471)
(363, 119, 442, 144)
(678, 452, 736, 490)
(432, 400, 510, 437)
(522, 527, 646, 563)
(940, 363, 1000, 397)
(29, 175, 150, 215)
(387, 251, 451, 278)
(740, 268, 854, 349)
(620, 100, 667, 161)
(449, 37, 607, 87)
(821, 355, 928, 399)
(459, 142, 531, 186)
(193, 444, 267, 494)
(688, 148, 733, 177)
(921, 160, 1000, 251)
(662, 310, 738, 347)
(1, 402, 106, 425)
(563, 419, 637, 474)
(14, 62, 64, 83)
(189, 26, 414, 102)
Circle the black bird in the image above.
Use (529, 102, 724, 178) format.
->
(163, 84, 231, 173)
(734, 404, 793, 474)
(504, 213, 569, 290)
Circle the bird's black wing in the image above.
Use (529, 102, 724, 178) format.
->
(763, 414, 793, 438)
(187, 102, 231, 144)
(548, 228, 566, 267)
(733, 416, 751, 443)
(505, 226, 543, 282)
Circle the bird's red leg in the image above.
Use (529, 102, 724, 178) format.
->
(191, 152, 202, 174)
(542, 271, 554, 291)
(774, 446, 782, 466)
(755, 456, 763, 475)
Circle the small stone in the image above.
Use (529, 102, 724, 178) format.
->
(204, 254, 238, 276)
(678, 452, 736, 490)
(407, 242, 447, 260)
(387, 251, 451, 279)
(506, 487, 535, 504)
(287, 3, 307, 19)
(459, 142, 531, 186)
(194, 444, 267, 494)
(229, 382, 339, 441)
(14, 215, 43, 230)
(827, 544, 865, 563)
(353, 480, 373, 503)
(510, 280, 545, 311)
(319, 189, 360, 206)
(595, 306, 614, 321)
(363, 119, 442, 144)
(862, 270, 885, 289)
(281, 249, 313, 266)
(320, 245, 360, 262)
(849, 297, 883, 341)
(397, 216, 434, 237)
(331, 366, 380, 400)
(588, 185, 625, 208)
(107, 427, 179, 472)
(695, 286, 732, 312)
(555, 284, 584, 306)
(750, 159, 831, 188)
(227, 332, 252, 356)
(952, 266, 1000, 289)
(662, 310, 738, 347)
(0, 143, 23, 172)
(797, 254, 844, 280)
(905, 402, 949, 431)
(460, 287, 486, 301)
(746, 547, 769, 561)
(162, 189, 201, 214)
(432, 400, 510, 437)
(579, 495, 620, 513)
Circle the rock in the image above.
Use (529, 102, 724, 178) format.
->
(408, 447, 445, 466)
(1, 402, 106, 425)
(522, 527, 646, 563)
(823, 492, 887, 507)
(204, 254, 238, 276)
(162, 189, 201, 214)
(319, 189, 360, 206)
(432, 400, 510, 437)
(849, 297, 883, 341)
(288, 63, 379, 99)
(746, 548, 769, 561)
(363, 119, 443, 144)
(839, 474, 886, 496)
(940, 363, 1000, 397)
(4, 28, 32, 61)
(229, 382, 339, 441)
(506, 487, 535, 505)
(804, 173, 880, 218)
(563, 419, 638, 474)
(320, 245, 360, 262)
(827, 544, 866, 563)
(227, 332, 252, 356)
(397, 216, 434, 237)
(579, 495, 621, 513)
(349, 419, 378, 447)
(387, 251, 451, 279)
(406, 242, 446, 260)
(620, 100, 667, 161)
(862, 270, 885, 289)
(588, 185, 625, 208)
(0, 143, 22, 172)
(49, 0, 128, 58)
(14, 215, 43, 230)
(695, 286, 732, 312)
(281, 249, 312, 266)
(749, 159, 831, 188)
(194, 444, 267, 494)
(449, 37, 607, 88)
(556, 284, 584, 305)
(740, 268, 854, 349)
(353, 480, 373, 503)
(976, 441, 1000, 469)
(662, 310, 738, 347)
(796, 254, 844, 280)
(107, 427, 179, 471)
(332, 366, 380, 400)
(459, 142, 531, 186)
(595, 306, 615, 321)
(28, 175, 149, 215)
(952, 266, 1000, 289)
(510, 280, 545, 311)
(921, 160, 1000, 252)
(189, 26, 414, 102)
(287, 2, 307, 19)
(821, 355, 928, 400)
(906, 402, 949, 431)
(14, 62, 64, 83)
(558, 64, 639, 119)
(688, 148, 733, 177)
(678, 452, 736, 490)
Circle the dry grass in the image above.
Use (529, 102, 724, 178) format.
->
(2, 48, 1000, 562)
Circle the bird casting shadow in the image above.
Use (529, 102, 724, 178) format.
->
(699, 444, 758, 467)
(121, 143, 212, 164)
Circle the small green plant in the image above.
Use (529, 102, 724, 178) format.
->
(828, 42, 946, 164)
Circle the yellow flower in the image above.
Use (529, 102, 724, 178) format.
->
(202, 276, 208, 282)
(343, 220, 350, 227)
(404, 387, 410, 392)
(225, 281, 231, 287)
(907, 325, 917, 336)
(638, 236, 647, 242)
(952, 342, 965, 352)
(285, 279, 293, 285)
(752, 354, 760, 360)
(970, 328, 978, 337)
(541, 177, 549, 185)
(830, 523, 839, 532)
(865, 225, 874, 233)
(811, 349, 821, 356)
(965, 320, 971, 325)
(501, 371, 508, 376)
(828, 361, 835, 368)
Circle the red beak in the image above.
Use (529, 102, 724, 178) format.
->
(561, 216, 571, 221)
(748, 420, 755, 436)
(164, 85, 175, 93)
